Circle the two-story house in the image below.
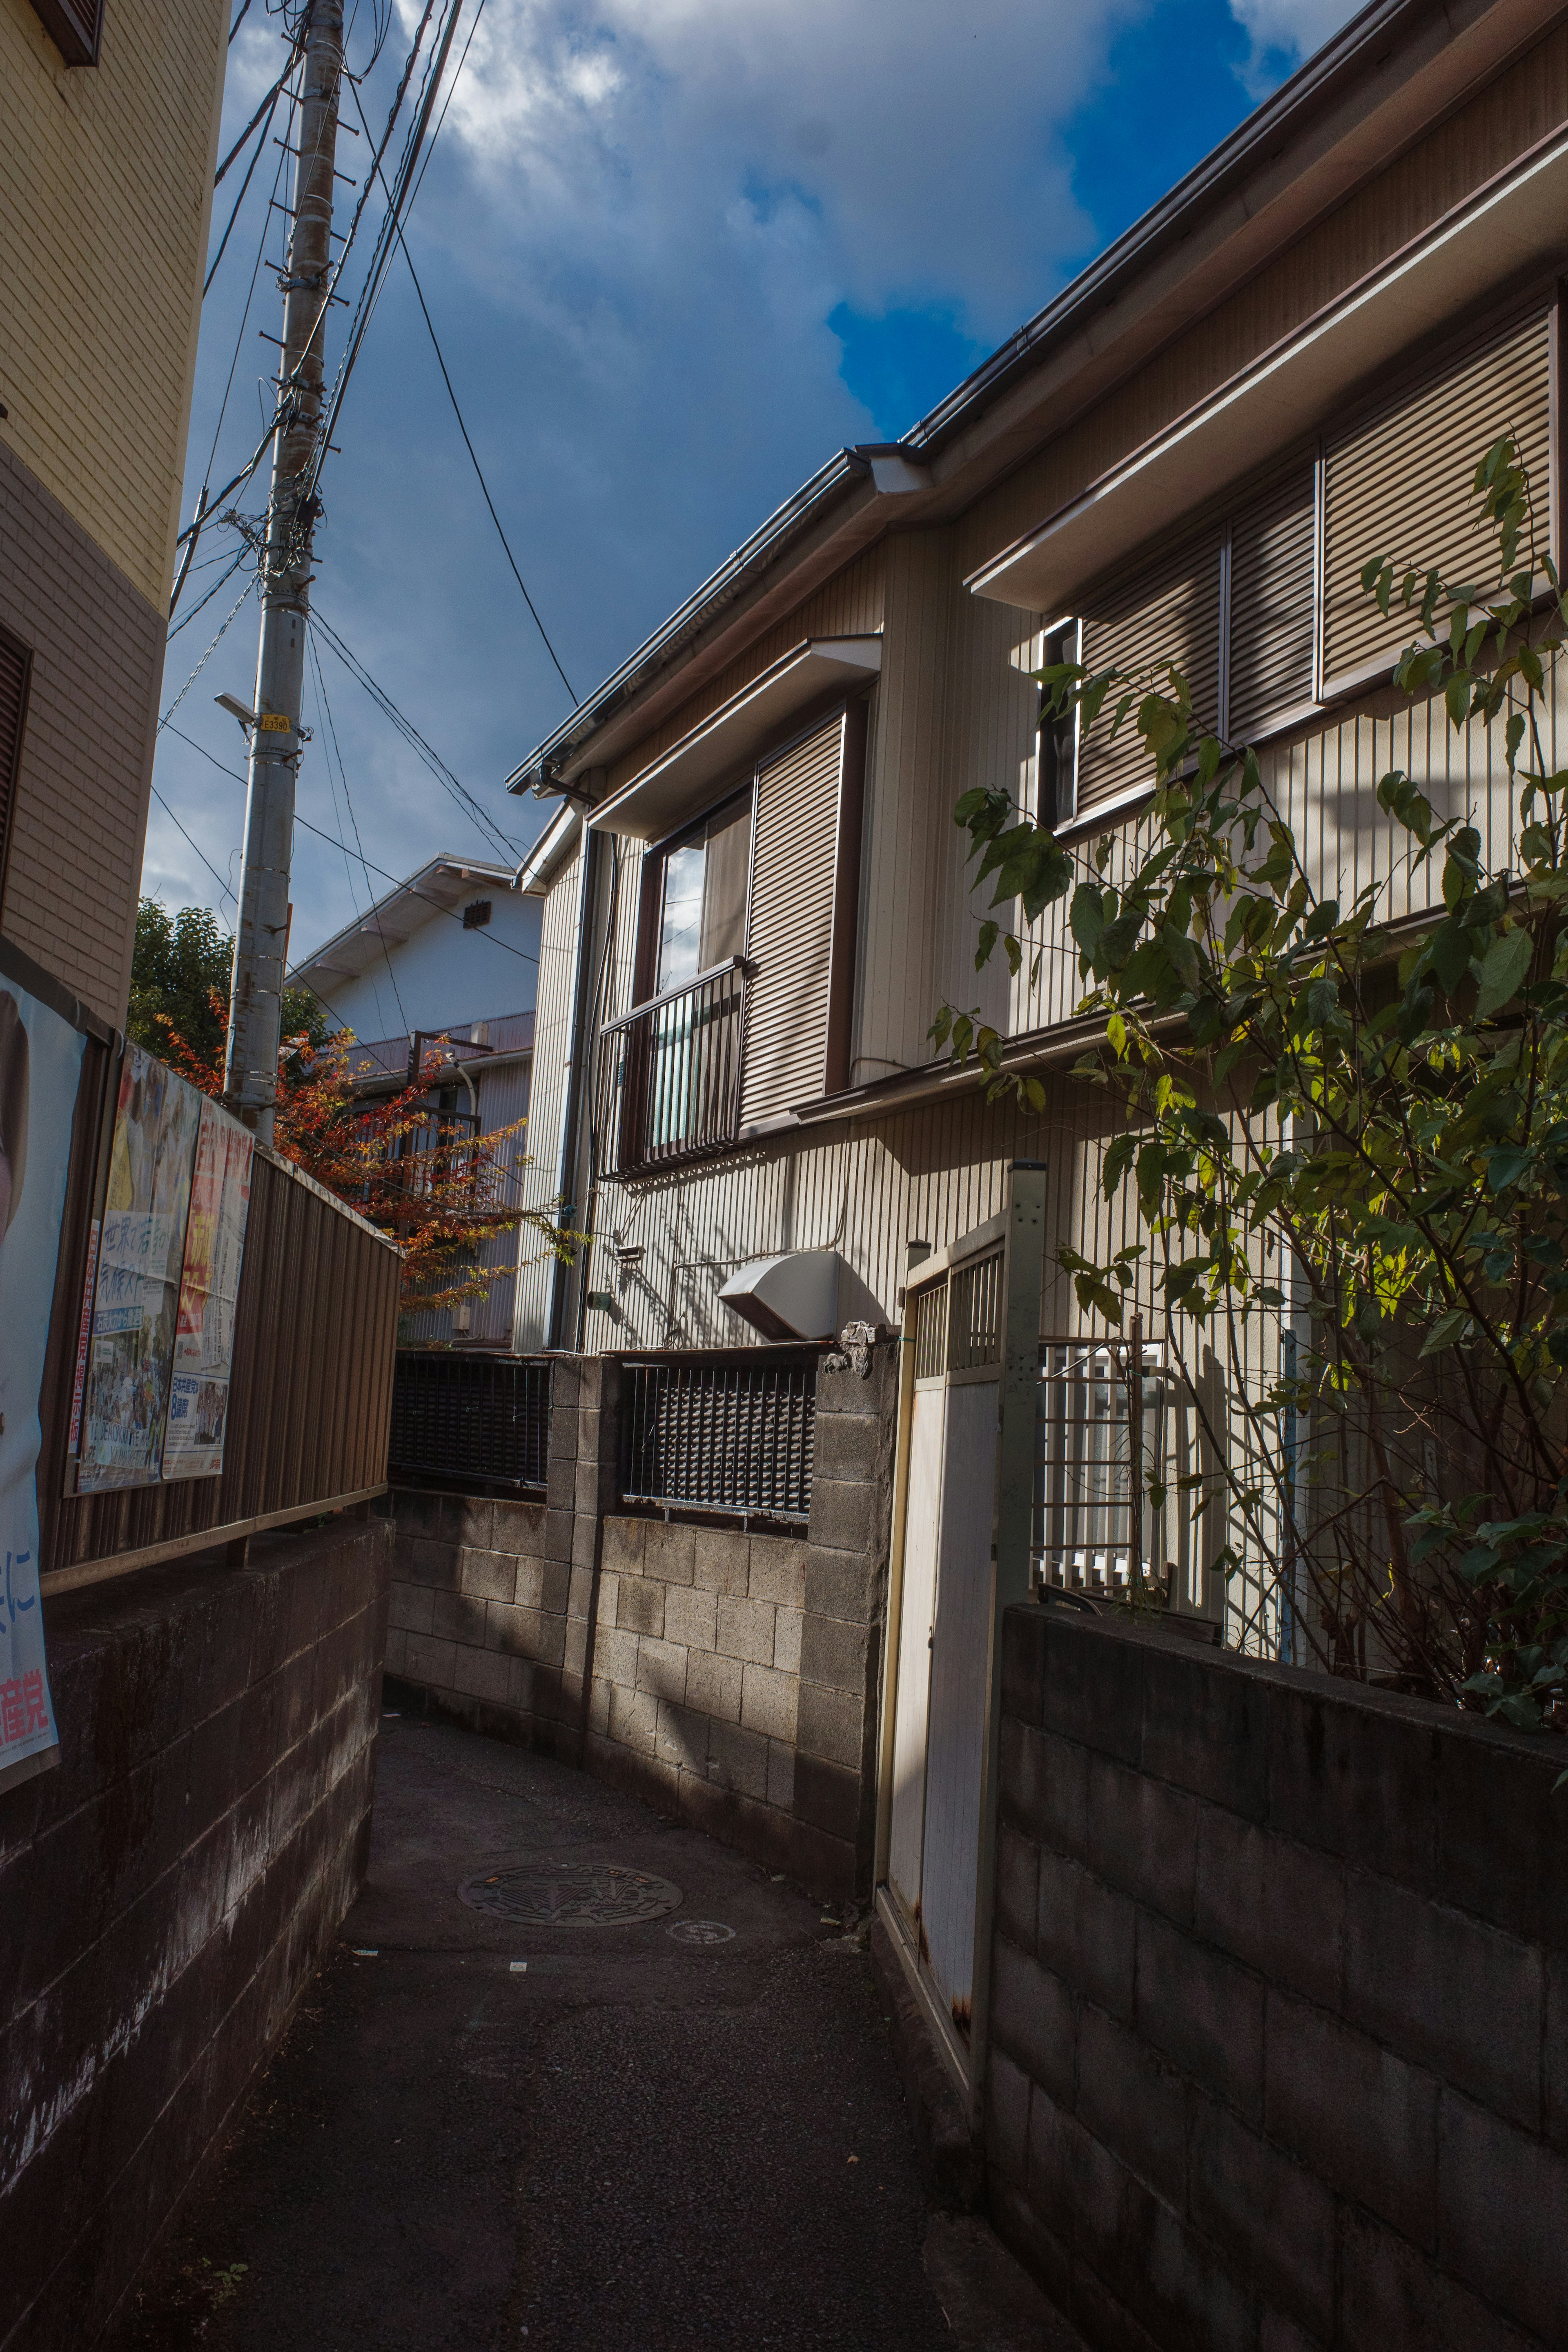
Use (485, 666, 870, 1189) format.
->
(479, 0, 1568, 2095)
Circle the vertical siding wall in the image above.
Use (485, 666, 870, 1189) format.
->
(512, 834, 584, 1349)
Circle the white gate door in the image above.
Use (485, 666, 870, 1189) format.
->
(880, 1227, 1006, 2053)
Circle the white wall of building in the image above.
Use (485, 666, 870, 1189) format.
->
(320, 887, 543, 1043)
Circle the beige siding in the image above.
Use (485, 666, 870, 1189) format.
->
(603, 543, 885, 798)
(741, 715, 844, 1125)
(855, 529, 956, 1082)
(1, 0, 227, 607)
(512, 842, 584, 1350)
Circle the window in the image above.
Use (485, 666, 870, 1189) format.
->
(1047, 305, 1555, 828)
(0, 624, 33, 929)
(597, 700, 868, 1177)
(1321, 307, 1552, 692)
(29, 0, 102, 64)
(650, 791, 751, 994)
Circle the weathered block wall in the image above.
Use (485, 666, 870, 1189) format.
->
(987, 1604, 1568, 2352)
(0, 1517, 391, 2352)
(383, 1343, 898, 1900)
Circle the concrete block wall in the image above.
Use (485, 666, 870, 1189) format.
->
(0, 1516, 392, 2352)
(383, 1341, 899, 1900)
(987, 1603, 1568, 2352)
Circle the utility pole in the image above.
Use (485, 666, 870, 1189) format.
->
(225, 0, 344, 1139)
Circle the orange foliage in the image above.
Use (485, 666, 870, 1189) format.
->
(156, 997, 573, 1320)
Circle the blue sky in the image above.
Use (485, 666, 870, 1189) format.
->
(147, 0, 1358, 997)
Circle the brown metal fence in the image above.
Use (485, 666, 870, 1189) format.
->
(36, 1029, 403, 1594)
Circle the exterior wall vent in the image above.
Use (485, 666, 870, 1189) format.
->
(718, 1250, 841, 1342)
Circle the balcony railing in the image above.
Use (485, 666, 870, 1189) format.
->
(595, 959, 747, 1180)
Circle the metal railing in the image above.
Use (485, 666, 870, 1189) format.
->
(621, 1350, 818, 1524)
(595, 960, 747, 1180)
(388, 1352, 553, 1493)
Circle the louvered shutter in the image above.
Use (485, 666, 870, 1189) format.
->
(0, 626, 32, 922)
(1076, 532, 1223, 818)
(1322, 310, 1552, 690)
(1228, 464, 1316, 741)
(28, 0, 103, 65)
(740, 713, 845, 1125)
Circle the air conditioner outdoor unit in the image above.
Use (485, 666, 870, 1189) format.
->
(718, 1250, 841, 1342)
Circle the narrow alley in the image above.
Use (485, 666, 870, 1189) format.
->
(109, 1713, 1077, 2352)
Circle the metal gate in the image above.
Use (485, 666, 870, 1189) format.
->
(876, 1165, 1045, 2103)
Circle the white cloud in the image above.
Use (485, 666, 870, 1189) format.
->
(412, 0, 1122, 342)
(1227, 0, 1360, 94)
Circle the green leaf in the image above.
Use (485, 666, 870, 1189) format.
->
(1485, 1144, 1533, 1192)
(1419, 1309, 1471, 1357)
(975, 920, 998, 971)
(1102, 1131, 1138, 1198)
(1070, 885, 1105, 958)
(1476, 927, 1534, 1018)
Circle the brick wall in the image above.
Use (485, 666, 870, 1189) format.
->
(987, 1604, 1568, 2352)
(0, 441, 165, 1025)
(2, 0, 225, 610)
(0, 1516, 392, 2352)
(383, 1342, 898, 1900)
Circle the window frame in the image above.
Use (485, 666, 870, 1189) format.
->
(29, 0, 103, 65)
(632, 779, 757, 1011)
(1045, 281, 1561, 835)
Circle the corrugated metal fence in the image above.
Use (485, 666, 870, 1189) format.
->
(38, 1033, 402, 1593)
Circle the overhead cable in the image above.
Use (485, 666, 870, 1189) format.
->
(158, 719, 540, 966)
(310, 610, 518, 859)
(344, 65, 576, 704)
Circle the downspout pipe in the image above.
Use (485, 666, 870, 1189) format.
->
(547, 824, 602, 1351)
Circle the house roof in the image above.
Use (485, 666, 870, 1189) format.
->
(288, 854, 523, 999)
(504, 0, 1562, 800)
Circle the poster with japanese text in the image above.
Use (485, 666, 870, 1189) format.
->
(0, 956, 87, 1782)
(162, 1099, 254, 1481)
(76, 1045, 203, 1492)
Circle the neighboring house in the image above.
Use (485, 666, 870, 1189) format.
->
(289, 853, 546, 1346)
(476, 0, 1568, 2084)
(1, 0, 229, 1025)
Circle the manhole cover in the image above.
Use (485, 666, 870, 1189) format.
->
(457, 1860, 682, 1926)
(666, 1919, 735, 1946)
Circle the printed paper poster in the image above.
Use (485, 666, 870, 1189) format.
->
(163, 1099, 254, 1480)
(0, 964, 87, 1777)
(77, 1044, 203, 1492)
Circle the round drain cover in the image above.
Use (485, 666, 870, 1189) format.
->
(458, 1860, 682, 1927)
(667, 1919, 735, 1946)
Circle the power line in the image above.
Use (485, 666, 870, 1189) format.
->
(168, 543, 252, 638)
(386, 200, 575, 699)
(155, 719, 541, 965)
(149, 782, 239, 910)
(310, 609, 518, 859)
(338, 5, 575, 703)
(308, 628, 408, 1031)
(158, 578, 258, 727)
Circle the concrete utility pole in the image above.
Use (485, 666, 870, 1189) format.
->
(225, 0, 345, 1139)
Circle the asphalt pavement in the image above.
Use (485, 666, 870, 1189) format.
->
(111, 1713, 1078, 2352)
